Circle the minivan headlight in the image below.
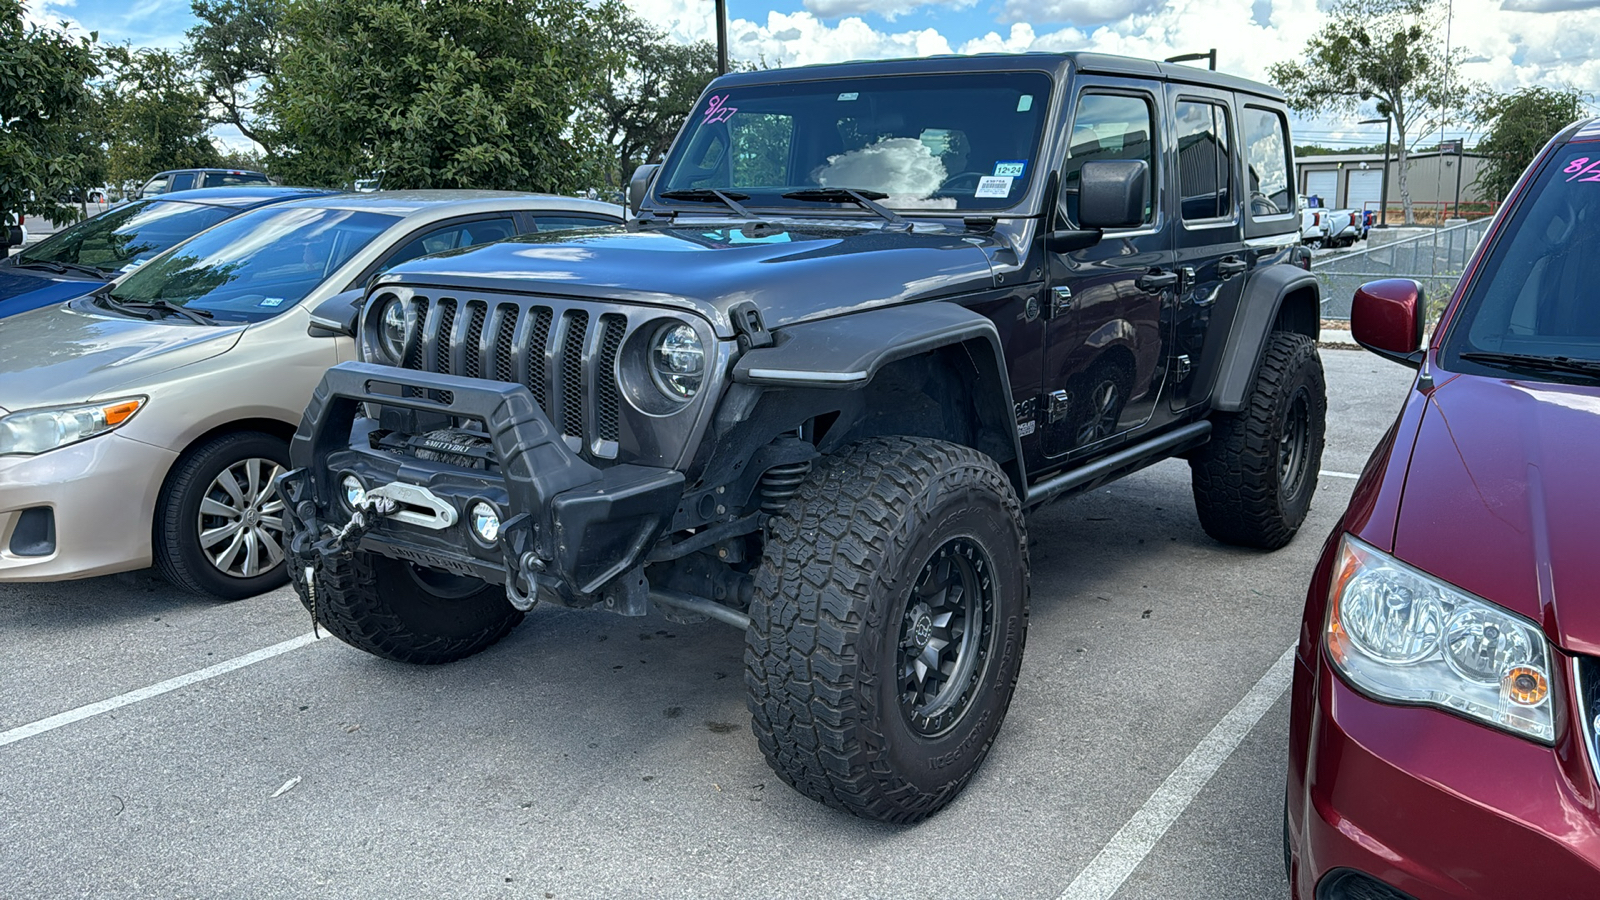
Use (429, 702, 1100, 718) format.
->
(0, 397, 146, 456)
(1327, 534, 1556, 742)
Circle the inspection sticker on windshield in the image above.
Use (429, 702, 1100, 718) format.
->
(993, 160, 1027, 178)
(975, 176, 1014, 198)
(259, 297, 285, 307)
(837, 92, 859, 101)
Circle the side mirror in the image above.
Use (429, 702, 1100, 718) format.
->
(629, 164, 660, 215)
(1078, 160, 1149, 230)
(307, 288, 365, 338)
(1352, 278, 1425, 367)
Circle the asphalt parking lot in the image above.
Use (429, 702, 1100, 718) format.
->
(1, 346, 1413, 900)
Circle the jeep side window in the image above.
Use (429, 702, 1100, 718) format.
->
(1062, 93, 1155, 227)
(1241, 106, 1293, 217)
(1175, 101, 1233, 221)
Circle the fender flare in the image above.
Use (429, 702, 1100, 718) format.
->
(1211, 265, 1320, 413)
(730, 301, 1024, 484)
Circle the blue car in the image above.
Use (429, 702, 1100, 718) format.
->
(0, 186, 336, 320)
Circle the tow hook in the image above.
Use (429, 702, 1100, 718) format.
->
(276, 468, 400, 636)
(497, 513, 548, 612)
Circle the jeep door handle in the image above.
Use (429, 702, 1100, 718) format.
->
(1135, 269, 1179, 292)
(1217, 256, 1248, 278)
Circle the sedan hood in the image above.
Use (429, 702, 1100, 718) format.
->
(0, 300, 244, 412)
(0, 265, 105, 320)
(374, 221, 1004, 335)
(1393, 373, 1600, 652)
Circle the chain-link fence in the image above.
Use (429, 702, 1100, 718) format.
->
(1315, 217, 1495, 320)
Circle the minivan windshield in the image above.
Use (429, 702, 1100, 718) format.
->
(108, 206, 398, 323)
(1441, 143, 1600, 384)
(15, 198, 237, 274)
(653, 72, 1054, 214)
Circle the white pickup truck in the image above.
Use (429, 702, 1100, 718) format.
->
(1299, 195, 1330, 248)
(1322, 207, 1363, 248)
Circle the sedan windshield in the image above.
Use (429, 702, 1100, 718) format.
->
(1441, 144, 1600, 383)
(15, 199, 237, 273)
(654, 72, 1054, 214)
(108, 207, 398, 323)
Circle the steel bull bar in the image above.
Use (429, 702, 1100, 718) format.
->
(277, 362, 684, 611)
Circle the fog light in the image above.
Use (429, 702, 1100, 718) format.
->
(470, 501, 500, 543)
(341, 475, 366, 508)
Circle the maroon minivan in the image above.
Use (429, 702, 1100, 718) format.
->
(1287, 118, 1600, 898)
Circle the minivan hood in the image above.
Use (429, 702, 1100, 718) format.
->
(0, 300, 244, 412)
(375, 222, 1005, 335)
(1393, 373, 1600, 653)
(0, 265, 105, 320)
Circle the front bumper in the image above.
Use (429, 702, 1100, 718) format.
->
(1288, 651, 1600, 899)
(282, 362, 684, 604)
(0, 434, 177, 581)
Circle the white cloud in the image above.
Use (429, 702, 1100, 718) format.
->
(997, 0, 1165, 25)
(803, 0, 978, 22)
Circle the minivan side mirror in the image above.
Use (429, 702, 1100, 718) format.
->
(629, 164, 661, 215)
(1078, 160, 1149, 230)
(1352, 278, 1426, 367)
(307, 288, 366, 338)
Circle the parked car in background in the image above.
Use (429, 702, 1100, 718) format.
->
(1287, 119, 1600, 897)
(0, 191, 622, 600)
(1299, 195, 1330, 248)
(136, 168, 271, 199)
(0, 187, 336, 321)
(1323, 207, 1363, 248)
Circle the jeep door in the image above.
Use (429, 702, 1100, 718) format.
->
(1041, 81, 1176, 459)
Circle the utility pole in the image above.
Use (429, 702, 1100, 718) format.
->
(715, 0, 729, 75)
(1163, 49, 1216, 70)
(1360, 116, 1393, 227)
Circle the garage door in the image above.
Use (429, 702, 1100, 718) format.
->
(1304, 170, 1337, 207)
(1346, 168, 1384, 213)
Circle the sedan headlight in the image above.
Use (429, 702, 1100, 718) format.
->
(0, 397, 146, 456)
(649, 322, 704, 400)
(1327, 534, 1556, 742)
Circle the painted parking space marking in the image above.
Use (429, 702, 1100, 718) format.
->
(1057, 645, 1295, 900)
(0, 632, 319, 749)
(1320, 470, 1360, 479)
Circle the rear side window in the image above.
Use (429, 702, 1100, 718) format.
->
(1241, 106, 1292, 217)
(1062, 93, 1156, 227)
(1175, 101, 1233, 221)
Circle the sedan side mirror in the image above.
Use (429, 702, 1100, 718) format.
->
(629, 164, 661, 215)
(1352, 278, 1426, 368)
(307, 289, 365, 338)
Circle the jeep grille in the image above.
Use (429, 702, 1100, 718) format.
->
(380, 290, 658, 460)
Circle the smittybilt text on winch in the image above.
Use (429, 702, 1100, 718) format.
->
(279, 52, 1325, 823)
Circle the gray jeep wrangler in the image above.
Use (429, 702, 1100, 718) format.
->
(280, 52, 1323, 823)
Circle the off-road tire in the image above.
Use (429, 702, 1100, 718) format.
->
(292, 551, 523, 664)
(155, 431, 290, 600)
(745, 436, 1029, 823)
(1190, 331, 1326, 549)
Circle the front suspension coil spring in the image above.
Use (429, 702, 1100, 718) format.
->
(759, 460, 813, 514)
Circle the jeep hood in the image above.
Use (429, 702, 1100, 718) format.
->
(0, 300, 244, 413)
(1392, 373, 1600, 654)
(375, 223, 1006, 336)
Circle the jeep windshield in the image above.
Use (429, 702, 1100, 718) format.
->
(13, 198, 237, 274)
(653, 72, 1054, 215)
(105, 206, 397, 324)
(1441, 144, 1600, 385)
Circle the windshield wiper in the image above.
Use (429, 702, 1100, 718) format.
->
(12, 259, 110, 280)
(782, 188, 907, 227)
(658, 189, 759, 220)
(1458, 350, 1600, 380)
(104, 295, 216, 326)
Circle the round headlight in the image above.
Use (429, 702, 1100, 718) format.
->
(341, 474, 366, 509)
(650, 323, 704, 400)
(1337, 566, 1443, 665)
(377, 297, 411, 362)
(469, 501, 501, 543)
(1443, 607, 1534, 684)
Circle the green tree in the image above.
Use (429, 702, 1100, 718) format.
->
(1472, 86, 1588, 204)
(587, 4, 718, 188)
(186, 0, 288, 153)
(266, 0, 607, 192)
(0, 1, 100, 233)
(1269, 0, 1472, 224)
(96, 45, 222, 189)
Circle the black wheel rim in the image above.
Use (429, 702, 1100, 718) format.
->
(898, 537, 996, 737)
(1279, 388, 1312, 499)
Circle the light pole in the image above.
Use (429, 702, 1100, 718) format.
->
(715, 0, 729, 75)
(1163, 49, 1216, 70)
(1359, 116, 1392, 227)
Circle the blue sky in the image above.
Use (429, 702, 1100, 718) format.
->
(28, 0, 1600, 151)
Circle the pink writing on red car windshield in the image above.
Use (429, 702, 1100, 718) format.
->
(702, 95, 738, 125)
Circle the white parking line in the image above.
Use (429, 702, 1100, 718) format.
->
(1057, 645, 1296, 900)
(0, 632, 319, 749)
(1320, 470, 1360, 479)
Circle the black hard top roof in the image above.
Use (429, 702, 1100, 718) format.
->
(146, 186, 341, 208)
(711, 52, 1285, 102)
